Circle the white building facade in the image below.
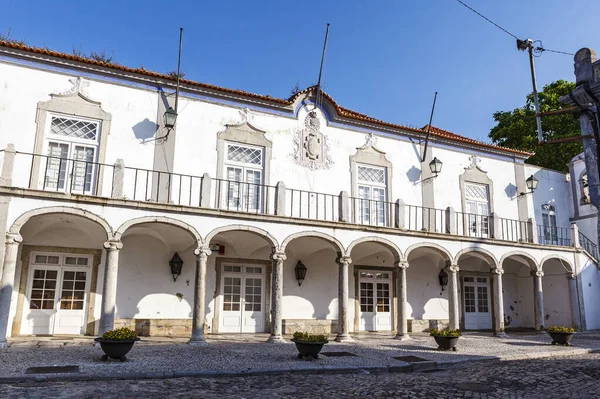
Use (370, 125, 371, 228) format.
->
(0, 40, 598, 346)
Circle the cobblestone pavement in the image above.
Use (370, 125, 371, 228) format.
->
(2, 331, 600, 381)
(1, 352, 600, 398)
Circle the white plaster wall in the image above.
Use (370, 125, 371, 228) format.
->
(542, 274, 572, 327)
(580, 255, 600, 330)
(433, 147, 519, 218)
(406, 257, 449, 320)
(115, 235, 195, 320)
(525, 165, 571, 230)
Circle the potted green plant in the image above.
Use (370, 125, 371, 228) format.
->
(546, 326, 575, 346)
(94, 327, 140, 362)
(291, 331, 329, 359)
(430, 328, 460, 351)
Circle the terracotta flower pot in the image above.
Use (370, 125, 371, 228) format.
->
(94, 338, 140, 362)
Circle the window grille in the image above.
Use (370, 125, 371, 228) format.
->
(50, 117, 98, 141)
(227, 145, 263, 165)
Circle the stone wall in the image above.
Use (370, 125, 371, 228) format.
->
(408, 319, 449, 332)
(114, 318, 198, 337)
(282, 319, 338, 335)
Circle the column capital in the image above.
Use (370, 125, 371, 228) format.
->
(194, 246, 212, 257)
(532, 269, 544, 278)
(270, 252, 287, 262)
(395, 260, 409, 269)
(337, 256, 352, 266)
(491, 267, 504, 275)
(103, 240, 123, 251)
(5, 233, 22, 245)
(446, 263, 459, 273)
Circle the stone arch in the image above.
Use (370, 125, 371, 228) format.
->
(204, 224, 279, 250)
(499, 251, 539, 270)
(346, 236, 403, 262)
(280, 231, 344, 255)
(454, 247, 499, 268)
(404, 242, 452, 262)
(9, 206, 112, 239)
(540, 254, 574, 274)
(114, 216, 201, 244)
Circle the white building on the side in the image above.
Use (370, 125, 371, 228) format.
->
(0, 39, 598, 347)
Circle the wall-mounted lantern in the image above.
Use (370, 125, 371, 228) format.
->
(295, 261, 307, 286)
(169, 252, 184, 282)
(518, 174, 539, 198)
(429, 157, 443, 177)
(163, 107, 178, 130)
(438, 268, 448, 292)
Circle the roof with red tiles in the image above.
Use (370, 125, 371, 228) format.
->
(0, 40, 532, 158)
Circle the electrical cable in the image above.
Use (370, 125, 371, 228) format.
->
(455, 1, 574, 57)
(454, 0, 519, 40)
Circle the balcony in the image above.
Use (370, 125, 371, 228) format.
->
(2, 150, 579, 250)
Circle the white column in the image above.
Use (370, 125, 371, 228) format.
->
(99, 240, 122, 335)
(568, 273, 582, 331)
(394, 261, 410, 340)
(533, 269, 545, 331)
(447, 263, 460, 331)
(268, 252, 286, 343)
(492, 267, 506, 337)
(0, 233, 22, 348)
(335, 256, 352, 342)
(189, 246, 211, 345)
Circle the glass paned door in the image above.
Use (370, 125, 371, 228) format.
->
(224, 167, 263, 212)
(463, 276, 492, 330)
(22, 260, 90, 335)
(220, 265, 264, 333)
(465, 183, 490, 238)
(359, 272, 392, 331)
(45, 142, 96, 194)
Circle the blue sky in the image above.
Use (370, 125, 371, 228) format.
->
(1, 0, 598, 142)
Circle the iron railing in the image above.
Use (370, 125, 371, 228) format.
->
(288, 189, 339, 222)
(579, 231, 599, 261)
(537, 225, 571, 247)
(4, 151, 582, 251)
(19, 151, 115, 197)
(350, 197, 395, 227)
(455, 211, 490, 239)
(404, 205, 446, 233)
(498, 217, 530, 242)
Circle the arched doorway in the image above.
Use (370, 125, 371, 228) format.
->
(455, 249, 498, 331)
(347, 237, 402, 333)
(206, 226, 277, 334)
(9, 208, 111, 336)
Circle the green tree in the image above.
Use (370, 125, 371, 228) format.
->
(489, 80, 581, 172)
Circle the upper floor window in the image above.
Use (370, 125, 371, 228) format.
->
(356, 164, 388, 225)
(581, 174, 591, 204)
(222, 142, 264, 212)
(541, 204, 558, 245)
(44, 115, 101, 194)
(465, 183, 490, 237)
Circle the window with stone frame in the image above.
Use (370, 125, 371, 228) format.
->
(356, 164, 388, 226)
(464, 182, 490, 237)
(43, 115, 100, 194)
(223, 142, 264, 211)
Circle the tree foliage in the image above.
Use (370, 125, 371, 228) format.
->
(489, 80, 581, 172)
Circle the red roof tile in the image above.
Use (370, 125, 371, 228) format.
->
(0, 40, 532, 157)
